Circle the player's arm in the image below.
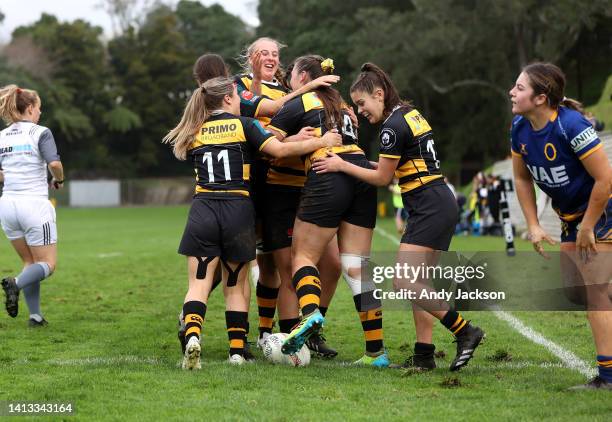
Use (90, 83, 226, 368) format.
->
(48, 161, 64, 189)
(260, 130, 341, 159)
(576, 148, 612, 259)
(39, 129, 64, 189)
(0, 169, 4, 183)
(580, 148, 611, 230)
(312, 153, 398, 187)
(512, 154, 555, 255)
(566, 117, 608, 259)
(256, 75, 340, 118)
(511, 154, 538, 228)
(284, 127, 318, 143)
(267, 126, 316, 143)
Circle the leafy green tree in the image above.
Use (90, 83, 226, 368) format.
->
(108, 5, 193, 175)
(175, 0, 251, 70)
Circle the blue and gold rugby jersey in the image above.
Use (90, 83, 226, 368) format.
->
(378, 106, 444, 194)
(510, 107, 601, 222)
(268, 91, 362, 179)
(188, 112, 274, 198)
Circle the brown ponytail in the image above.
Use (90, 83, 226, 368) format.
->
(0, 84, 40, 124)
(292, 55, 344, 131)
(350, 63, 411, 118)
(193, 54, 230, 86)
(560, 97, 584, 114)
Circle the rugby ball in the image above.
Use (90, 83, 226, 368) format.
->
(262, 333, 310, 367)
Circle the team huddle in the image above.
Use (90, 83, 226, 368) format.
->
(162, 37, 486, 370)
(1, 35, 610, 390)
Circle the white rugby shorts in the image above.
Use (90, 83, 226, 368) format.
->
(0, 196, 57, 246)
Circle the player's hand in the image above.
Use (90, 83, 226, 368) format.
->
(528, 224, 556, 259)
(312, 152, 344, 174)
(346, 107, 359, 129)
(294, 126, 317, 142)
(251, 51, 264, 81)
(51, 178, 64, 190)
(320, 129, 342, 147)
(306, 75, 340, 90)
(576, 226, 597, 264)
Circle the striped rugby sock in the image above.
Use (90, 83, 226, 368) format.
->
(256, 282, 279, 335)
(292, 266, 321, 316)
(440, 310, 469, 336)
(597, 355, 612, 382)
(183, 301, 206, 342)
(226, 311, 248, 357)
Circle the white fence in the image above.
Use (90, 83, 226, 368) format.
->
(69, 180, 121, 207)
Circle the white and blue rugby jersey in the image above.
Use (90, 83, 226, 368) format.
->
(510, 107, 601, 222)
(0, 121, 60, 197)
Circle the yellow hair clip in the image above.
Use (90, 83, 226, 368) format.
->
(321, 58, 335, 73)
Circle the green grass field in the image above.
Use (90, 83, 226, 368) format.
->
(0, 207, 610, 421)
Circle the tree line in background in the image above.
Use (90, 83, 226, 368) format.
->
(0, 0, 610, 183)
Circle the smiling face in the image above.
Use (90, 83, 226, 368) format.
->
(251, 39, 280, 82)
(350, 88, 385, 124)
(509, 72, 546, 116)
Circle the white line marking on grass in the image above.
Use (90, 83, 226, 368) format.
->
(374, 226, 402, 246)
(33, 355, 568, 372)
(97, 252, 123, 258)
(47, 356, 162, 366)
(492, 310, 595, 377)
(373, 226, 596, 378)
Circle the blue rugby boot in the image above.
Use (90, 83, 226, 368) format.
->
(281, 309, 324, 355)
(354, 350, 390, 368)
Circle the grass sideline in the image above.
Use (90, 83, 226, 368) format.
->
(0, 206, 609, 421)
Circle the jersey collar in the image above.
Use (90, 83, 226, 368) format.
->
(383, 104, 402, 124)
(248, 73, 281, 87)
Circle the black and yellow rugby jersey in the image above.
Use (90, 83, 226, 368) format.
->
(237, 74, 306, 188)
(379, 106, 444, 194)
(234, 76, 265, 119)
(188, 112, 274, 197)
(236, 74, 288, 125)
(268, 91, 362, 175)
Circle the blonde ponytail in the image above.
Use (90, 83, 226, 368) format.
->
(0, 84, 40, 125)
(163, 77, 235, 160)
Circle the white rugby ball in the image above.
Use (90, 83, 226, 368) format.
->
(262, 333, 311, 367)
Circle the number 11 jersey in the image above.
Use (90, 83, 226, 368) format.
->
(188, 112, 275, 198)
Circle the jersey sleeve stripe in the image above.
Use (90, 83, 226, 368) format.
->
(254, 99, 264, 118)
(578, 142, 602, 160)
(379, 153, 401, 159)
(258, 137, 275, 151)
(266, 125, 287, 137)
